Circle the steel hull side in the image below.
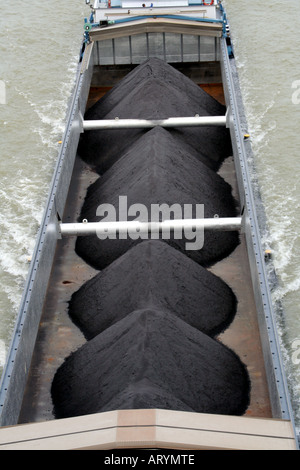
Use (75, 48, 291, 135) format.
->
(220, 38, 295, 427)
(0, 56, 94, 426)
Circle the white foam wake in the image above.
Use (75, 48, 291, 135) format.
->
(0, 340, 6, 371)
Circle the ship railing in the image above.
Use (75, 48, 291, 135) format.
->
(81, 114, 228, 130)
(84, 0, 228, 40)
(87, 1, 220, 9)
(59, 217, 243, 237)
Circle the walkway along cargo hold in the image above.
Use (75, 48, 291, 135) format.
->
(0, 0, 298, 450)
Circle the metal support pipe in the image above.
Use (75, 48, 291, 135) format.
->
(82, 115, 227, 131)
(59, 217, 242, 237)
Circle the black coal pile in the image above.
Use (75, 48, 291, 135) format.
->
(69, 240, 237, 340)
(51, 58, 250, 420)
(51, 309, 250, 419)
(75, 126, 239, 270)
(77, 58, 232, 174)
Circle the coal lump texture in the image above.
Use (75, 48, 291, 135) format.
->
(77, 58, 232, 174)
(69, 240, 237, 340)
(52, 309, 250, 419)
(75, 126, 239, 270)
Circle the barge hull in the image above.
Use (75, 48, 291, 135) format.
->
(0, 409, 296, 451)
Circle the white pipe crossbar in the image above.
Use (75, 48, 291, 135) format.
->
(59, 217, 242, 237)
(82, 115, 227, 131)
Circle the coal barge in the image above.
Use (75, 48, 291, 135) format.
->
(0, 0, 298, 450)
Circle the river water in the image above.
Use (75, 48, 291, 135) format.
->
(0, 0, 299, 435)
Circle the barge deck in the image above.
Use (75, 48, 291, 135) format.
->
(18, 80, 272, 424)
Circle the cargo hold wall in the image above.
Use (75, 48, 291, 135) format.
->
(220, 37, 296, 430)
(93, 32, 220, 65)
